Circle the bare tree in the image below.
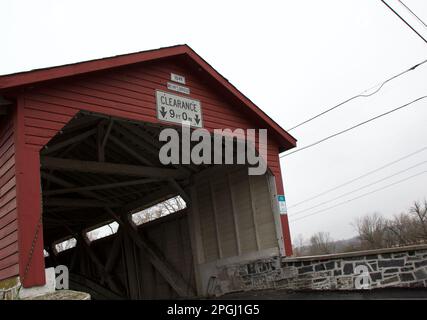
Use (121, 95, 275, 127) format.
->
(384, 213, 417, 246)
(132, 196, 186, 225)
(308, 232, 335, 255)
(410, 200, 427, 240)
(353, 213, 386, 249)
(293, 234, 306, 256)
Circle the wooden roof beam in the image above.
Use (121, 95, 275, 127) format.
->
(43, 178, 159, 196)
(41, 156, 189, 179)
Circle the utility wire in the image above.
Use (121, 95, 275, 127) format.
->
(290, 159, 427, 216)
(290, 170, 427, 222)
(287, 58, 427, 131)
(380, 0, 427, 44)
(288, 145, 427, 208)
(398, 0, 427, 28)
(280, 95, 427, 158)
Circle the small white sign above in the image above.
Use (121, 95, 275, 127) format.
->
(171, 73, 186, 84)
(156, 90, 203, 128)
(167, 82, 190, 95)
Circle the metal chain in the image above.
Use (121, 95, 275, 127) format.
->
(16, 212, 43, 298)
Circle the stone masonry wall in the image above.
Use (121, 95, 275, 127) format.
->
(210, 245, 427, 296)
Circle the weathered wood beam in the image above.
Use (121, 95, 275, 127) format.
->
(41, 157, 189, 179)
(78, 234, 123, 294)
(109, 131, 190, 204)
(41, 171, 111, 202)
(43, 128, 97, 155)
(112, 123, 162, 163)
(109, 135, 153, 166)
(44, 197, 121, 208)
(106, 208, 195, 297)
(102, 119, 114, 149)
(43, 178, 158, 196)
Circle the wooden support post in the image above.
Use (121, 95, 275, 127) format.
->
(105, 230, 123, 273)
(102, 119, 114, 150)
(106, 208, 195, 297)
(80, 238, 123, 294)
(187, 186, 204, 295)
(248, 175, 261, 251)
(227, 173, 241, 255)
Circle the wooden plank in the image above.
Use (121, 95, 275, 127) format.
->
(41, 157, 189, 179)
(208, 181, 223, 259)
(248, 175, 261, 251)
(227, 173, 241, 255)
(187, 186, 204, 295)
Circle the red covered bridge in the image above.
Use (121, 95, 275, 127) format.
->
(0, 45, 296, 299)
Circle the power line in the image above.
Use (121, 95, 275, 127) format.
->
(288, 145, 427, 208)
(287, 58, 427, 131)
(380, 0, 427, 44)
(290, 170, 427, 223)
(280, 95, 427, 158)
(290, 159, 427, 216)
(398, 0, 427, 28)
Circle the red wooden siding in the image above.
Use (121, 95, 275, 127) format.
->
(22, 58, 284, 186)
(0, 112, 19, 281)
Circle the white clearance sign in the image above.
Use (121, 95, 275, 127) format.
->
(156, 90, 203, 128)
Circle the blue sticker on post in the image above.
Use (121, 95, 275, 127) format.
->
(278, 195, 287, 215)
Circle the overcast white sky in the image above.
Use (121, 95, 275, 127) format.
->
(2, 0, 427, 242)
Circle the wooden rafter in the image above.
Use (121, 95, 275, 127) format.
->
(41, 157, 189, 179)
(43, 128, 97, 155)
(43, 178, 158, 196)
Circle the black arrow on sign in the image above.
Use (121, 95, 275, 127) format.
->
(160, 107, 167, 118)
(194, 114, 200, 125)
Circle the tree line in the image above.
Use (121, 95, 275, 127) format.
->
(293, 200, 427, 256)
